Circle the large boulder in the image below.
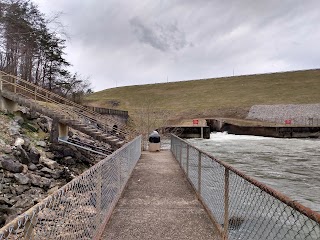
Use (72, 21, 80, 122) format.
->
(1, 157, 23, 173)
(14, 138, 24, 147)
(37, 117, 50, 133)
(13, 173, 30, 185)
(36, 141, 47, 148)
(27, 174, 51, 189)
(39, 156, 59, 170)
(16, 146, 30, 165)
(28, 147, 40, 164)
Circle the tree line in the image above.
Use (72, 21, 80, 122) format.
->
(0, 0, 92, 102)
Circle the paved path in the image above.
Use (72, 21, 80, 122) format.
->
(101, 150, 218, 240)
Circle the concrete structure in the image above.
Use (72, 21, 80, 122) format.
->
(158, 126, 210, 139)
(206, 118, 320, 138)
(58, 123, 69, 140)
(0, 95, 18, 113)
(101, 151, 218, 239)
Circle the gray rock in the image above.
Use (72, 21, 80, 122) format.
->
(37, 117, 50, 133)
(14, 115, 24, 125)
(28, 110, 40, 120)
(14, 138, 24, 147)
(60, 156, 76, 165)
(27, 174, 51, 189)
(40, 156, 58, 170)
(1, 158, 23, 173)
(0, 139, 5, 145)
(17, 146, 30, 165)
(0, 205, 12, 214)
(0, 214, 6, 226)
(0, 197, 13, 207)
(9, 121, 21, 136)
(28, 147, 40, 164)
(28, 163, 37, 171)
(36, 141, 47, 148)
(22, 138, 31, 151)
(13, 173, 30, 185)
(13, 195, 34, 209)
(0, 145, 12, 154)
(15, 185, 29, 195)
(40, 167, 55, 175)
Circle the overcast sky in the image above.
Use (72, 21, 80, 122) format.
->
(33, 0, 320, 91)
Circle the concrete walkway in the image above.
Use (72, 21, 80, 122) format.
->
(101, 150, 218, 240)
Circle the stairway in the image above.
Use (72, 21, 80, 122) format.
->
(0, 87, 126, 149)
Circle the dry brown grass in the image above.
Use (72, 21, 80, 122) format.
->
(85, 69, 320, 122)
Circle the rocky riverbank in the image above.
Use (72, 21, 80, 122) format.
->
(0, 108, 109, 228)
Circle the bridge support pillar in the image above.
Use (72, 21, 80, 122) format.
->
(0, 95, 18, 114)
(58, 123, 69, 141)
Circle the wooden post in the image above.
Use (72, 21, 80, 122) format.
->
(223, 169, 230, 240)
(96, 168, 102, 229)
(34, 87, 37, 100)
(13, 78, 16, 93)
(201, 127, 203, 138)
(0, 74, 2, 91)
(198, 152, 202, 194)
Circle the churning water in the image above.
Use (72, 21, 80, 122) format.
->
(187, 132, 320, 212)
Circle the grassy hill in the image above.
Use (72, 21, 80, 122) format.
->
(85, 69, 320, 123)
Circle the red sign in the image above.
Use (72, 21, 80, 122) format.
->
(284, 119, 292, 125)
(193, 119, 199, 125)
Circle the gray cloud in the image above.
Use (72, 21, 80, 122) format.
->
(130, 17, 187, 52)
(33, 0, 320, 90)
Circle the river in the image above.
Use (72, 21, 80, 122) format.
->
(186, 132, 320, 213)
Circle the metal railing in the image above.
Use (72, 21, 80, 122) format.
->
(248, 117, 320, 127)
(171, 135, 320, 240)
(0, 136, 141, 240)
(0, 71, 137, 139)
(85, 106, 128, 118)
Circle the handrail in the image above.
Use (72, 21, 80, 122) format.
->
(0, 71, 137, 138)
(171, 134, 320, 240)
(0, 135, 142, 240)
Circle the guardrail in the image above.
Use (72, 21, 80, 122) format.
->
(0, 71, 137, 139)
(0, 135, 141, 240)
(171, 134, 320, 240)
(85, 106, 128, 118)
(262, 117, 320, 127)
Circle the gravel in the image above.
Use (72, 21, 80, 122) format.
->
(247, 103, 320, 126)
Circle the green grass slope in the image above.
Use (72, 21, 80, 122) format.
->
(85, 69, 320, 121)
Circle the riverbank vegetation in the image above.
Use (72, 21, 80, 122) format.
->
(0, 0, 92, 102)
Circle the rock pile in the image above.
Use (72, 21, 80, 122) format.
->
(0, 109, 108, 228)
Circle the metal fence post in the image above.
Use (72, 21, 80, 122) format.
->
(24, 216, 36, 239)
(198, 151, 202, 195)
(179, 143, 182, 165)
(96, 168, 102, 229)
(223, 169, 229, 240)
(186, 145, 189, 177)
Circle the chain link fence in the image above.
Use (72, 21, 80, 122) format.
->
(171, 134, 320, 240)
(0, 136, 141, 240)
